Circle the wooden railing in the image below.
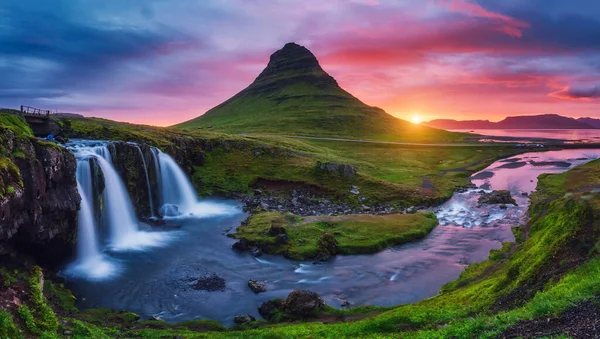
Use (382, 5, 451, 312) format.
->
(21, 105, 50, 116)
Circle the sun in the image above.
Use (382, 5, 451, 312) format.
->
(411, 114, 422, 124)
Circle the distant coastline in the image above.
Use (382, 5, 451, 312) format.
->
(424, 114, 600, 130)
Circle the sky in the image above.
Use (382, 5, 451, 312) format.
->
(1, 0, 599, 126)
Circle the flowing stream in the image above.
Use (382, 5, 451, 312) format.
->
(64, 146, 600, 325)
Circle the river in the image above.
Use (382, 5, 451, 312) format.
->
(63, 148, 600, 325)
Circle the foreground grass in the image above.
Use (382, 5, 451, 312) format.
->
(233, 212, 438, 260)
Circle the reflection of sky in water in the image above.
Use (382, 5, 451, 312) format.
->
(450, 129, 600, 142)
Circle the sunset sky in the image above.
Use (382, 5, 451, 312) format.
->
(1, 0, 599, 126)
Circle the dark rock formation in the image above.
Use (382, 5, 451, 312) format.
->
(258, 298, 285, 320)
(0, 131, 80, 266)
(478, 190, 517, 206)
(247, 280, 267, 294)
(316, 161, 357, 177)
(316, 232, 338, 261)
(233, 314, 256, 324)
(108, 141, 159, 217)
(268, 224, 286, 236)
(283, 290, 325, 316)
(191, 274, 226, 292)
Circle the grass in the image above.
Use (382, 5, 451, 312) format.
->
(233, 212, 438, 259)
(63, 116, 519, 206)
(0, 113, 33, 138)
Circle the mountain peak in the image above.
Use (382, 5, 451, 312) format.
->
(254, 42, 332, 84)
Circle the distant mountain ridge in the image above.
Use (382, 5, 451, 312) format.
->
(175, 43, 462, 143)
(425, 114, 600, 130)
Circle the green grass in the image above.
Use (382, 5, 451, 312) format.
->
(0, 113, 33, 138)
(64, 116, 518, 206)
(234, 212, 438, 259)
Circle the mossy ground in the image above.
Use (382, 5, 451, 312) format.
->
(233, 212, 438, 259)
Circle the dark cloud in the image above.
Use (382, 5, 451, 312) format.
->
(551, 85, 600, 100)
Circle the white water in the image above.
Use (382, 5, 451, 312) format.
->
(66, 160, 118, 281)
(94, 155, 167, 251)
(133, 144, 155, 217)
(157, 150, 199, 216)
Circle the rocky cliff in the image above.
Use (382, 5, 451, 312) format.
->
(0, 126, 80, 267)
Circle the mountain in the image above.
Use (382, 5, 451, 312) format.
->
(175, 43, 460, 142)
(577, 117, 600, 128)
(424, 114, 597, 130)
(425, 119, 496, 129)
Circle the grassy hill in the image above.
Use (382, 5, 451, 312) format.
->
(175, 43, 463, 143)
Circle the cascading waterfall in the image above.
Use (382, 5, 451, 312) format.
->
(75, 161, 101, 262)
(93, 145, 113, 164)
(156, 149, 199, 216)
(133, 144, 155, 217)
(66, 156, 118, 280)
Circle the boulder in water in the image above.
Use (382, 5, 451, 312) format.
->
(248, 280, 268, 294)
(233, 314, 256, 324)
(283, 290, 325, 316)
(478, 190, 517, 206)
(192, 274, 226, 292)
(232, 239, 251, 251)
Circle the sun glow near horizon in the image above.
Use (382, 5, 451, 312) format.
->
(411, 114, 423, 124)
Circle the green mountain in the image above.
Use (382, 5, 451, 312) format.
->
(175, 43, 461, 143)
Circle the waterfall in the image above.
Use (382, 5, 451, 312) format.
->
(156, 150, 198, 216)
(133, 144, 155, 217)
(75, 161, 101, 262)
(93, 145, 113, 164)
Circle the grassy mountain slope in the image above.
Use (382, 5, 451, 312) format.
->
(175, 43, 463, 143)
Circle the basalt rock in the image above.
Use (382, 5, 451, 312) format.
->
(233, 314, 256, 324)
(316, 161, 357, 177)
(258, 298, 285, 320)
(248, 280, 268, 294)
(283, 290, 325, 316)
(108, 141, 158, 217)
(316, 232, 338, 261)
(478, 190, 517, 206)
(0, 131, 80, 267)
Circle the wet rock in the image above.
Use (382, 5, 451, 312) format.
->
(316, 161, 357, 177)
(283, 290, 325, 316)
(521, 192, 529, 197)
(478, 190, 517, 206)
(232, 239, 251, 251)
(248, 280, 268, 294)
(251, 247, 263, 257)
(499, 204, 508, 209)
(258, 298, 285, 320)
(192, 274, 226, 292)
(150, 315, 163, 321)
(316, 232, 338, 261)
(233, 314, 256, 324)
